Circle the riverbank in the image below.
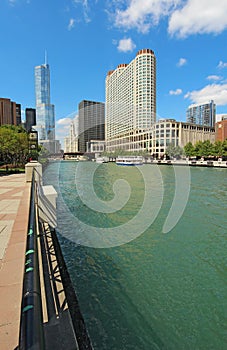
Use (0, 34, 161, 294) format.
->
(150, 158, 227, 168)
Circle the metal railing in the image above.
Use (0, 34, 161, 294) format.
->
(18, 171, 45, 350)
(18, 167, 93, 349)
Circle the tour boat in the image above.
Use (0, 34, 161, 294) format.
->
(116, 156, 143, 166)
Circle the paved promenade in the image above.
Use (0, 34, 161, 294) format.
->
(0, 173, 30, 350)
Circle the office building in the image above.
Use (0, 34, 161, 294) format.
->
(116, 119, 215, 158)
(215, 115, 227, 142)
(64, 117, 79, 153)
(34, 60, 55, 141)
(16, 104, 21, 126)
(25, 108, 36, 132)
(186, 100, 216, 127)
(105, 48, 156, 152)
(0, 97, 21, 126)
(78, 100, 105, 152)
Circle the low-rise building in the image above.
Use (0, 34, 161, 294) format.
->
(105, 119, 215, 158)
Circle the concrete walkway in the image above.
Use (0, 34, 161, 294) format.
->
(0, 174, 30, 350)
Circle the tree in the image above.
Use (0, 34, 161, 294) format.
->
(222, 139, 227, 157)
(194, 141, 204, 157)
(184, 142, 195, 158)
(0, 125, 29, 166)
(201, 140, 214, 157)
(166, 145, 184, 159)
(214, 141, 223, 157)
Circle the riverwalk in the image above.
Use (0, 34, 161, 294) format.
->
(0, 173, 30, 350)
(0, 171, 93, 350)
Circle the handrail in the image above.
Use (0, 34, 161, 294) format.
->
(18, 171, 45, 350)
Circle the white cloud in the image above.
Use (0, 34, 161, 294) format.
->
(184, 83, 227, 106)
(169, 88, 182, 95)
(177, 58, 187, 67)
(217, 60, 227, 69)
(111, 0, 227, 38)
(72, 0, 91, 23)
(168, 0, 227, 37)
(57, 117, 73, 125)
(206, 75, 222, 81)
(68, 18, 75, 30)
(117, 38, 136, 52)
(113, 0, 180, 33)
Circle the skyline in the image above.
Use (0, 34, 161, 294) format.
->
(1, 0, 227, 146)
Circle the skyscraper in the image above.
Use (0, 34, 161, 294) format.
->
(0, 97, 21, 126)
(25, 108, 36, 132)
(186, 100, 216, 127)
(78, 100, 105, 152)
(34, 59, 55, 141)
(105, 48, 156, 152)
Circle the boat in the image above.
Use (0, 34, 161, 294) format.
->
(96, 157, 108, 163)
(116, 156, 143, 166)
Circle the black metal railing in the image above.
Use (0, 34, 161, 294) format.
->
(18, 171, 45, 350)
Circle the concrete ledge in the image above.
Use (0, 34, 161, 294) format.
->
(25, 161, 42, 183)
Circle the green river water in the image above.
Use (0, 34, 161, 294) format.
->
(43, 161, 227, 350)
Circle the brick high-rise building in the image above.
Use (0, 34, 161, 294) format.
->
(215, 115, 227, 142)
(0, 98, 20, 126)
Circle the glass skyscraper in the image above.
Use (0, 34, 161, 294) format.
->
(186, 100, 216, 127)
(34, 62, 55, 141)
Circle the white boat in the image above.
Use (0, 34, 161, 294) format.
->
(116, 156, 143, 166)
(96, 157, 108, 163)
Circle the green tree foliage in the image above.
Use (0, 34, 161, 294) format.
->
(222, 139, 227, 156)
(184, 142, 195, 157)
(184, 139, 227, 158)
(213, 141, 223, 157)
(165, 145, 184, 159)
(0, 125, 29, 166)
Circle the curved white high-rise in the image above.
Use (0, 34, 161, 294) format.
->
(105, 49, 156, 151)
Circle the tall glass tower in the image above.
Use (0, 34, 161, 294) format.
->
(34, 60, 55, 141)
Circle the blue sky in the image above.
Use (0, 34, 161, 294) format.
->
(1, 0, 227, 146)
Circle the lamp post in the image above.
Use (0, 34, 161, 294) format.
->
(28, 130, 38, 160)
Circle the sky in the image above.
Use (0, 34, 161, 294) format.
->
(1, 0, 227, 147)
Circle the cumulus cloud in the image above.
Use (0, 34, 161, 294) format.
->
(168, 0, 227, 37)
(169, 88, 182, 95)
(68, 18, 75, 30)
(177, 58, 187, 67)
(114, 0, 180, 33)
(57, 117, 73, 125)
(217, 60, 227, 69)
(206, 75, 222, 81)
(111, 0, 227, 38)
(117, 38, 136, 52)
(184, 83, 227, 106)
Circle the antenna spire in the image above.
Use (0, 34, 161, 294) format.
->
(45, 50, 48, 65)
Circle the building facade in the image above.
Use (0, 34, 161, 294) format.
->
(34, 62, 55, 141)
(64, 117, 79, 153)
(0, 98, 21, 126)
(215, 115, 227, 142)
(151, 119, 215, 157)
(78, 100, 105, 152)
(105, 49, 156, 152)
(25, 108, 36, 132)
(186, 100, 216, 127)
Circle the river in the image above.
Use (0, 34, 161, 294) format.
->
(43, 161, 227, 350)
